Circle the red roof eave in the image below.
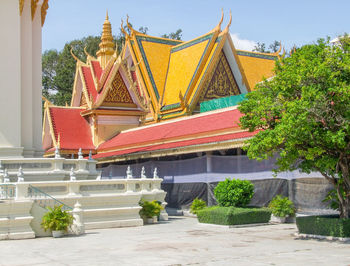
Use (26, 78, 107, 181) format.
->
(93, 130, 259, 160)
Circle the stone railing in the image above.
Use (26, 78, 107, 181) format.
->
(0, 157, 100, 182)
(13, 177, 163, 200)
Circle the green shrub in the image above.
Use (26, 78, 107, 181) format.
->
(296, 215, 350, 237)
(197, 206, 271, 225)
(41, 205, 74, 232)
(190, 198, 206, 214)
(268, 195, 295, 218)
(214, 178, 254, 207)
(139, 200, 163, 218)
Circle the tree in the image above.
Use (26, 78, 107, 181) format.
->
(239, 37, 350, 218)
(253, 41, 280, 53)
(161, 29, 182, 40)
(42, 36, 101, 105)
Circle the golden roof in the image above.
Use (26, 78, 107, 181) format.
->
(236, 50, 278, 89)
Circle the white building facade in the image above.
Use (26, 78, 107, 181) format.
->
(0, 0, 48, 158)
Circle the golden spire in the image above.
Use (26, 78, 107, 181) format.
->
(96, 10, 116, 69)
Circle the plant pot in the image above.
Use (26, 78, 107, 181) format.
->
(52, 230, 64, 238)
(147, 218, 154, 224)
(271, 215, 286, 223)
(153, 216, 158, 223)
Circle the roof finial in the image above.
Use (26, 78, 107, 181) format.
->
(273, 41, 282, 56)
(219, 8, 224, 27)
(84, 46, 94, 59)
(223, 10, 232, 33)
(213, 8, 224, 32)
(106, 10, 109, 21)
(70, 47, 83, 63)
(121, 19, 129, 38)
(126, 14, 132, 32)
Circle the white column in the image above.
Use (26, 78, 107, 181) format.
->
(0, 0, 23, 158)
(32, 0, 44, 157)
(21, 0, 34, 157)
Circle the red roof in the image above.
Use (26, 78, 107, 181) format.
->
(99, 108, 244, 151)
(49, 107, 95, 150)
(81, 66, 97, 101)
(93, 130, 256, 159)
(91, 60, 102, 80)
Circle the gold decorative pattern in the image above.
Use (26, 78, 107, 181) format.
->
(80, 93, 87, 106)
(41, 0, 49, 26)
(104, 72, 133, 103)
(202, 51, 240, 101)
(31, 0, 39, 20)
(19, 0, 24, 15)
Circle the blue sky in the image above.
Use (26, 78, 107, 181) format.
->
(42, 0, 349, 52)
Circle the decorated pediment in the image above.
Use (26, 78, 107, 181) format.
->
(202, 51, 240, 101)
(102, 71, 134, 106)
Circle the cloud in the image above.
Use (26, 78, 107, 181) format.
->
(230, 33, 257, 51)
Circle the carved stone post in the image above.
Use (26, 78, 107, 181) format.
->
(72, 201, 85, 235)
(17, 166, 24, 182)
(126, 166, 135, 192)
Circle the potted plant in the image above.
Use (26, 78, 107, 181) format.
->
(139, 200, 163, 224)
(268, 195, 295, 223)
(41, 205, 74, 237)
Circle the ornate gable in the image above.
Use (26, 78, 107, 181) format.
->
(202, 51, 240, 101)
(103, 71, 134, 105)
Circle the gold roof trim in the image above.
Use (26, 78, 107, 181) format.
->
(31, 0, 39, 20)
(41, 0, 49, 26)
(19, 0, 24, 15)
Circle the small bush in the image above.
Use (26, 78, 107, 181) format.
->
(190, 198, 206, 214)
(214, 178, 254, 207)
(139, 200, 163, 218)
(268, 195, 295, 218)
(197, 206, 271, 225)
(296, 215, 350, 237)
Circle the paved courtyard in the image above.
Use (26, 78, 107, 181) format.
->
(0, 217, 349, 266)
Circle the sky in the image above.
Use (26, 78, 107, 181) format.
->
(42, 0, 349, 53)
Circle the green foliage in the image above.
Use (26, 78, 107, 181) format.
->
(41, 205, 74, 232)
(296, 215, 350, 237)
(42, 36, 101, 105)
(139, 200, 163, 218)
(190, 198, 207, 214)
(197, 206, 271, 225)
(268, 195, 295, 217)
(323, 187, 347, 211)
(253, 40, 280, 53)
(161, 29, 182, 40)
(214, 178, 254, 207)
(239, 36, 350, 218)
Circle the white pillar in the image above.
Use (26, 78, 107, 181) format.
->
(21, 0, 34, 157)
(0, 0, 23, 158)
(32, 0, 44, 157)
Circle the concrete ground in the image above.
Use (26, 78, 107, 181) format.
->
(0, 217, 349, 266)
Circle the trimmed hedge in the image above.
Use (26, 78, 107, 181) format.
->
(197, 206, 271, 226)
(296, 215, 350, 238)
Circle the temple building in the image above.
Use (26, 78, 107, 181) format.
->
(42, 11, 279, 161)
(41, 12, 329, 211)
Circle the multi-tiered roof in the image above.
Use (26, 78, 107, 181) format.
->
(42, 11, 279, 161)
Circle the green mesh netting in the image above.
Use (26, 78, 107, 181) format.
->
(200, 93, 247, 113)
